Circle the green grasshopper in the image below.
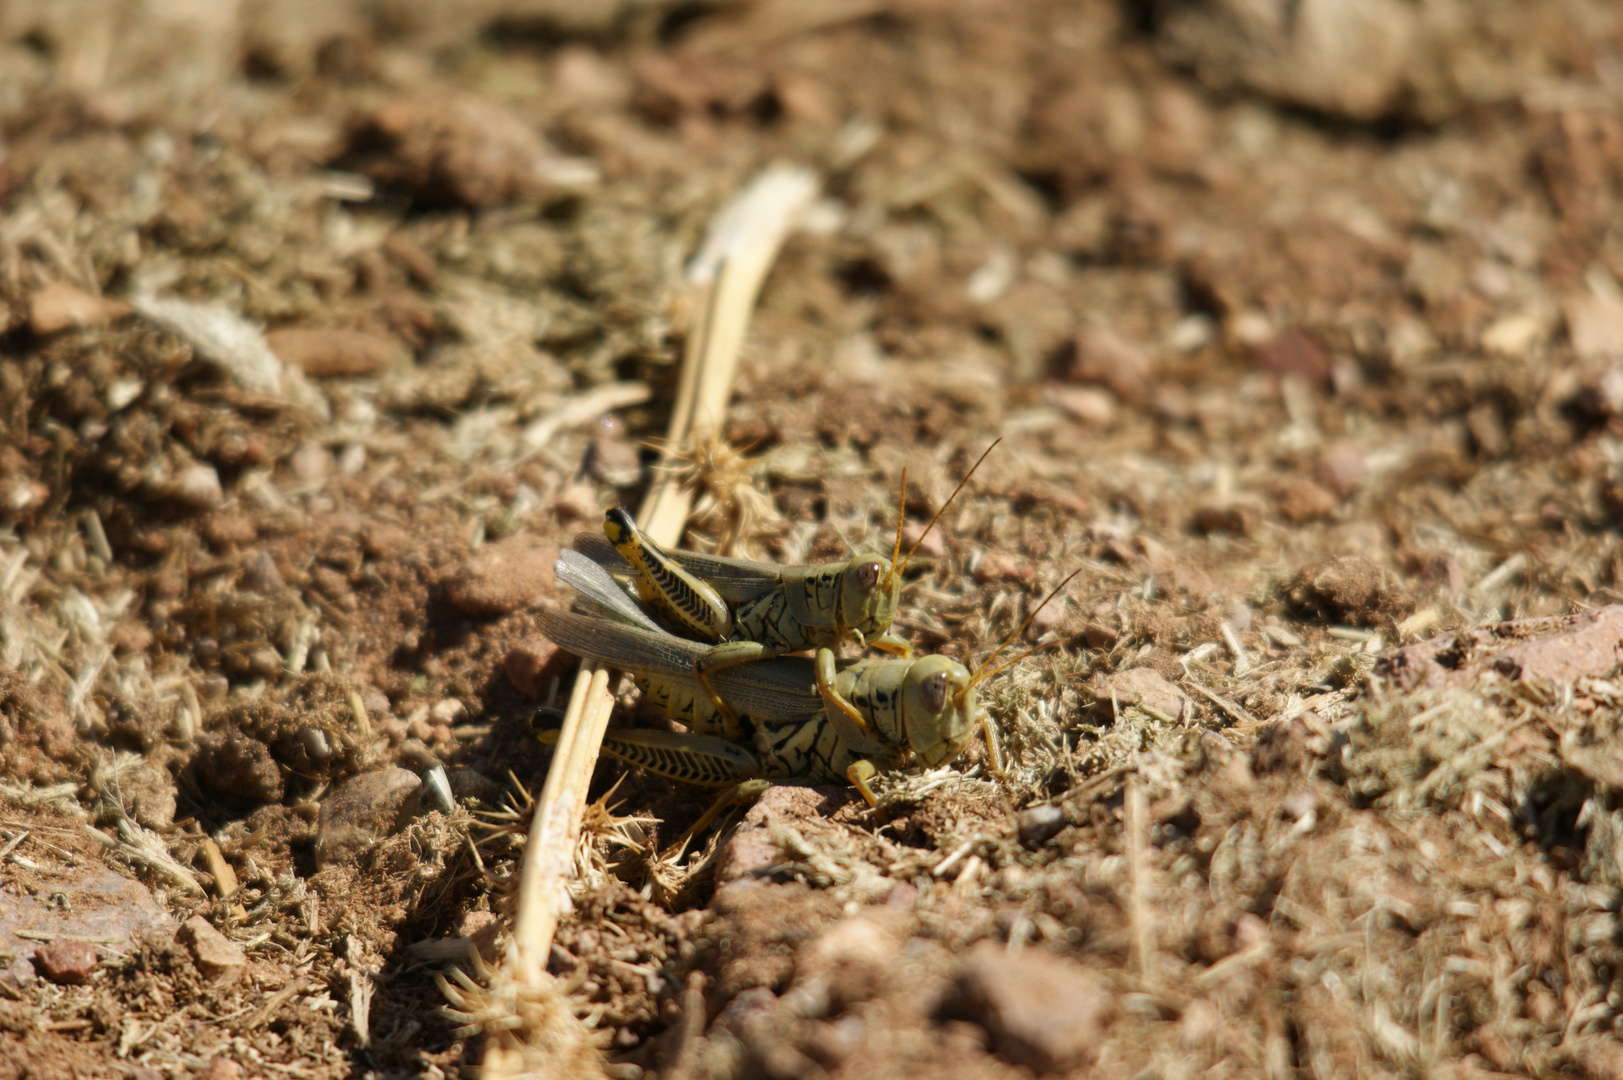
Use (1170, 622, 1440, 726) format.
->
(542, 549, 1072, 807)
(572, 441, 1000, 739)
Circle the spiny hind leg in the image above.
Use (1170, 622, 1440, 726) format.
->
(592, 727, 761, 787)
(693, 640, 777, 741)
(663, 778, 771, 864)
(814, 647, 876, 738)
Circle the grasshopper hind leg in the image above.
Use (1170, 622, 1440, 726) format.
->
(663, 778, 771, 863)
(692, 639, 781, 742)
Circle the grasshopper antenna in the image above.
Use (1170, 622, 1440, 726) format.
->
(889, 468, 907, 575)
(969, 568, 1081, 687)
(895, 437, 1003, 581)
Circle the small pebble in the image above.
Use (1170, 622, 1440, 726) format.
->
(942, 941, 1115, 1073)
(1254, 328, 1331, 387)
(239, 551, 286, 593)
(33, 939, 99, 985)
(177, 916, 247, 986)
(1065, 325, 1155, 402)
(430, 698, 466, 724)
(504, 636, 570, 698)
(289, 443, 333, 485)
(314, 767, 423, 868)
(267, 327, 397, 377)
(28, 281, 131, 336)
(169, 463, 224, 509)
(200, 1059, 241, 1080)
(1016, 804, 1066, 846)
(1316, 443, 1368, 499)
(900, 521, 945, 560)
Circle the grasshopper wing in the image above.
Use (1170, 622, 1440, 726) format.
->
(572, 531, 782, 605)
(536, 610, 823, 718)
(555, 549, 663, 633)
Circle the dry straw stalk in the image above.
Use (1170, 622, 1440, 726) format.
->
(480, 165, 817, 1079)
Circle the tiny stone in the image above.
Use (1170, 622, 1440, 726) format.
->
(1254, 328, 1331, 387)
(942, 941, 1115, 1073)
(1316, 443, 1368, 499)
(239, 551, 286, 594)
(314, 767, 423, 868)
(169, 463, 224, 509)
(178, 915, 247, 986)
(1044, 384, 1117, 427)
(585, 435, 642, 487)
(28, 281, 132, 335)
(267, 328, 398, 377)
(289, 443, 333, 485)
(33, 939, 99, 985)
(430, 698, 466, 724)
(1065, 325, 1155, 402)
(504, 636, 572, 698)
(1016, 804, 1066, 846)
(200, 1059, 241, 1080)
(900, 522, 946, 560)
(1080, 621, 1118, 649)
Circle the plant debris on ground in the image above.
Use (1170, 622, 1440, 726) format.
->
(3, 1, 1623, 1077)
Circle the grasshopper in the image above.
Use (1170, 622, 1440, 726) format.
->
(572, 440, 1000, 739)
(541, 549, 1073, 807)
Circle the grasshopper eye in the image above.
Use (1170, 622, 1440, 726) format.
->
(855, 560, 882, 594)
(919, 671, 949, 714)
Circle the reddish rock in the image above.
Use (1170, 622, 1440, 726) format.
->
(1255, 328, 1332, 387)
(504, 636, 575, 699)
(28, 281, 132, 336)
(383, 232, 438, 287)
(1090, 667, 1189, 722)
(1376, 605, 1623, 692)
(714, 786, 831, 886)
(1064, 325, 1155, 402)
(1316, 443, 1369, 499)
(942, 941, 1115, 1073)
(200, 511, 259, 550)
(267, 328, 397, 377)
(1043, 384, 1117, 427)
(33, 939, 99, 985)
(1565, 293, 1623, 361)
(443, 534, 557, 616)
(178, 915, 247, 986)
(1275, 477, 1339, 523)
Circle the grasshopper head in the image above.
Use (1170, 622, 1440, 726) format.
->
(842, 557, 901, 635)
(901, 654, 977, 767)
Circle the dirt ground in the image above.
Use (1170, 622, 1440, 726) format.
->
(5, 0, 1623, 1077)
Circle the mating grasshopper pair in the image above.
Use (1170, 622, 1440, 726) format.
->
(539, 443, 1067, 806)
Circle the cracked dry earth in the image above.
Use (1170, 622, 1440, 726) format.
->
(6, 0, 1623, 1078)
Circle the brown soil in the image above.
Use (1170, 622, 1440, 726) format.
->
(4, 1, 1623, 1077)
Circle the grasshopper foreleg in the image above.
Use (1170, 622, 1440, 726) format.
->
(814, 647, 877, 740)
(866, 630, 914, 659)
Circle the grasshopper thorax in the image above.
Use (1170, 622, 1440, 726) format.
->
(900, 654, 977, 767)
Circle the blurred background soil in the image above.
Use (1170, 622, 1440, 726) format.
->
(4, 0, 1623, 1077)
